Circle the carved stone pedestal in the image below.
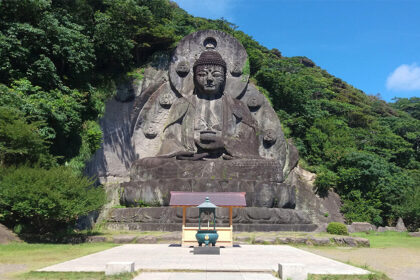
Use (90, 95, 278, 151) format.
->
(106, 207, 317, 232)
(120, 158, 295, 209)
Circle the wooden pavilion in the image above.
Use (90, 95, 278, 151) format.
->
(169, 191, 246, 247)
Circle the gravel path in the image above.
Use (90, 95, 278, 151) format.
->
(304, 247, 420, 280)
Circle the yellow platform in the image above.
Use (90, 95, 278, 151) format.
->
(181, 225, 233, 247)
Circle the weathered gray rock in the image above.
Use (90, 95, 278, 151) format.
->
(332, 237, 346, 246)
(276, 237, 289, 244)
(348, 222, 377, 233)
(353, 237, 370, 247)
(332, 236, 369, 247)
(112, 235, 136, 244)
(0, 223, 21, 244)
(115, 80, 135, 102)
(408, 232, 420, 237)
(235, 235, 251, 242)
(136, 236, 157, 244)
(84, 96, 136, 182)
(85, 56, 168, 183)
(291, 166, 344, 225)
(308, 237, 331, 246)
(287, 237, 307, 244)
(342, 237, 358, 247)
(86, 236, 107, 243)
(377, 226, 397, 232)
(395, 217, 407, 232)
(254, 236, 276, 244)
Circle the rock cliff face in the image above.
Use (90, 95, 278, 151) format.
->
(289, 166, 344, 225)
(86, 30, 343, 231)
(0, 223, 21, 244)
(85, 57, 168, 183)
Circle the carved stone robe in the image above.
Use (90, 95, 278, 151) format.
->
(157, 93, 260, 159)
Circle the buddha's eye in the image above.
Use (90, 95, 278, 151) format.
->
(197, 72, 206, 77)
(212, 72, 222, 78)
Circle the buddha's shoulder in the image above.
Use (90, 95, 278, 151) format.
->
(225, 94, 249, 113)
(168, 96, 194, 116)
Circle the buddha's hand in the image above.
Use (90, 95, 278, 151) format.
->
(197, 130, 224, 150)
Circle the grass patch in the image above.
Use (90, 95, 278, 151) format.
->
(350, 231, 420, 248)
(308, 273, 391, 280)
(308, 260, 392, 280)
(18, 271, 136, 280)
(0, 243, 116, 267)
(0, 242, 116, 279)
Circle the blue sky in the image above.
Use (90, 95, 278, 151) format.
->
(173, 0, 420, 102)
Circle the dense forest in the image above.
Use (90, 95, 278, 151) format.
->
(0, 0, 419, 233)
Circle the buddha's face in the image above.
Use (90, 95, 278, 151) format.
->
(194, 65, 225, 96)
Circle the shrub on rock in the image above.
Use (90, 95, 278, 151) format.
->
(327, 222, 349, 235)
(0, 166, 105, 234)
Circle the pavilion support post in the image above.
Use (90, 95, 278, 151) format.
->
(229, 206, 233, 227)
(182, 206, 186, 227)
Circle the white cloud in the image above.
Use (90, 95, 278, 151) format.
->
(386, 63, 420, 91)
(173, 0, 238, 22)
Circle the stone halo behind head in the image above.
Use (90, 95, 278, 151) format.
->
(169, 30, 249, 98)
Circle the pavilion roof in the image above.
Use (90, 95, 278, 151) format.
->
(169, 191, 246, 207)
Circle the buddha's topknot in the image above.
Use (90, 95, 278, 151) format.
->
(193, 50, 226, 71)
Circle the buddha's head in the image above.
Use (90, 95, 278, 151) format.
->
(193, 50, 226, 96)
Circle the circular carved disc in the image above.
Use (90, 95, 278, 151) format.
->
(169, 30, 249, 98)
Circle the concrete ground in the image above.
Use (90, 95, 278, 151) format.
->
(39, 244, 369, 278)
(133, 272, 278, 280)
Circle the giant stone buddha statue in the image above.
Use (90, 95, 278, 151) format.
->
(120, 30, 299, 210)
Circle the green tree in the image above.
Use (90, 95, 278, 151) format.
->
(0, 166, 105, 234)
(392, 97, 420, 120)
(0, 1, 95, 89)
(0, 106, 54, 167)
(0, 79, 86, 161)
(394, 183, 420, 231)
(336, 151, 414, 225)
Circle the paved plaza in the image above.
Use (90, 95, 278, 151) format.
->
(39, 244, 369, 279)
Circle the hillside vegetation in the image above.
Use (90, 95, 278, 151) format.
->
(0, 0, 419, 232)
